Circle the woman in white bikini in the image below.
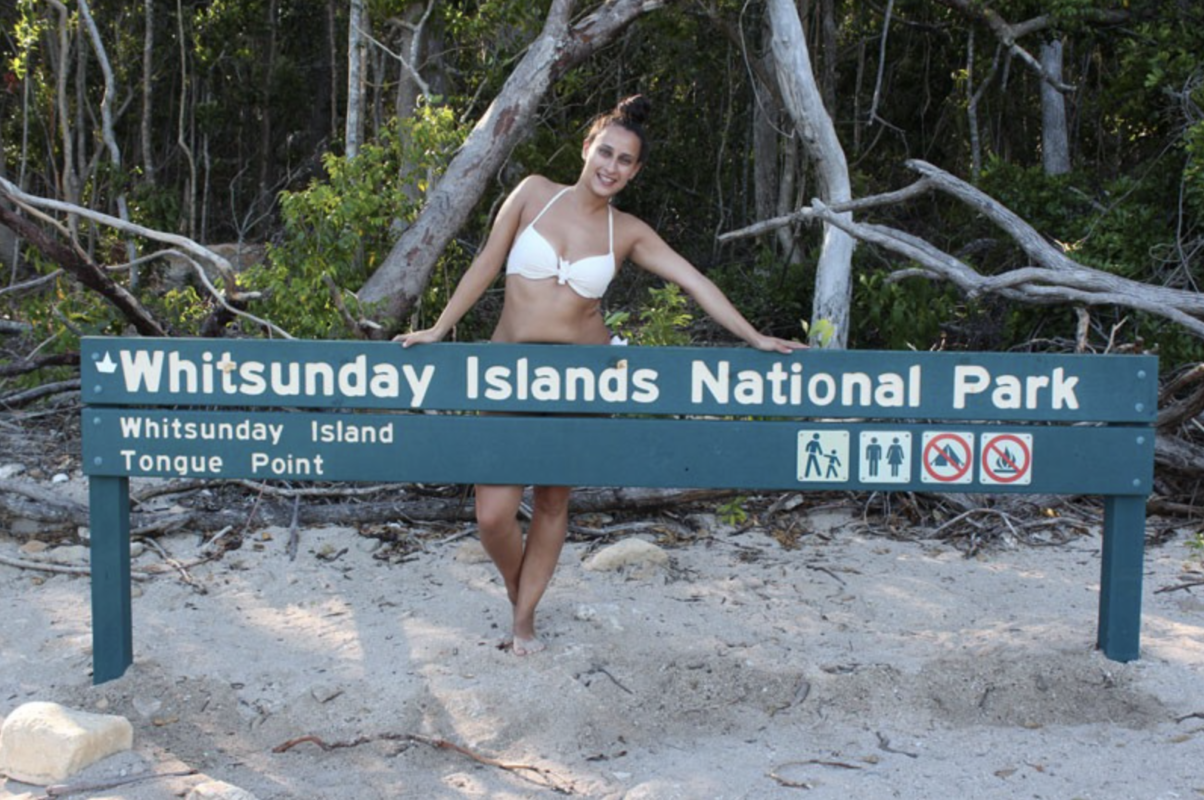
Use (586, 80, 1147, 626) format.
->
(396, 95, 805, 654)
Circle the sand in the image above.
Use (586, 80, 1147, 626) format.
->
(2, 480, 1204, 799)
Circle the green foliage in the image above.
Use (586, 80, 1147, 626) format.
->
(7, 0, 46, 79)
(610, 284, 694, 347)
(1185, 530, 1204, 571)
(852, 272, 960, 351)
(717, 495, 749, 527)
(239, 105, 466, 338)
(803, 318, 837, 349)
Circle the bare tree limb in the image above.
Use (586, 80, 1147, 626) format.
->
(0, 176, 241, 296)
(0, 200, 167, 337)
(931, 0, 1126, 93)
(0, 352, 80, 377)
(0, 379, 81, 409)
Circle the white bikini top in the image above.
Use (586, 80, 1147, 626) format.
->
(505, 187, 615, 299)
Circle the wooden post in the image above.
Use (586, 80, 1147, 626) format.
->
(1097, 495, 1147, 662)
(89, 475, 133, 683)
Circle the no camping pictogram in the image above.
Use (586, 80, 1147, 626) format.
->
(980, 432, 1032, 485)
(921, 432, 975, 484)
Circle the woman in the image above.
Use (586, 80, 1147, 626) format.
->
(396, 95, 805, 655)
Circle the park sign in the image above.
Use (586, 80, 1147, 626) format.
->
(82, 337, 1152, 419)
(80, 338, 1156, 494)
(81, 337, 1158, 678)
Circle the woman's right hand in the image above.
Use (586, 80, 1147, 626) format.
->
(393, 328, 445, 348)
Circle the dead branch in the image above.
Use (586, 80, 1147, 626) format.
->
(0, 320, 33, 335)
(0, 352, 81, 378)
(0, 379, 81, 409)
(0, 201, 167, 337)
(273, 732, 574, 793)
(0, 176, 240, 295)
(142, 537, 207, 593)
(39, 769, 197, 799)
(150, 248, 288, 339)
(930, 1, 1127, 93)
(322, 273, 381, 339)
(0, 553, 152, 581)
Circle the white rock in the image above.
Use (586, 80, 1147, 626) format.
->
(0, 463, 25, 479)
(583, 539, 668, 574)
(129, 541, 145, 558)
(0, 702, 133, 785)
(44, 545, 90, 565)
(51, 473, 70, 484)
(186, 779, 261, 800)
(454, 540, 491, 564)
(17, 541, 48, 556)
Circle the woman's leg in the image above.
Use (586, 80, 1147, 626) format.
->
(474, 484, 526, 607)
(474, 483, 571, 655)
(510, 485, 571, 653)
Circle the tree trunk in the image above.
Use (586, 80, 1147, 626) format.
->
(78, 0, 139, 286)
(141, 0, 156, 187)
(176, 0, 197, 239)
(1040, 39, 1070, 175)
(48, 0, 80, 229)
(346, 0, 366, 158)
(357, 0, 664, 326)
(766, 0, 855, 348)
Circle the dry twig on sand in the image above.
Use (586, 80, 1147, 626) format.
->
(273, 733, 575, 793)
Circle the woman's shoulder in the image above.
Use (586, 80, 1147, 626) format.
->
(512, 174, 567, 200)
(612, 205, 655, 239)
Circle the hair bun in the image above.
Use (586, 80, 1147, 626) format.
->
(615, 95, 651, 126)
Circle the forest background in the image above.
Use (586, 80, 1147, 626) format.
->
(1, 0, 1203, 501)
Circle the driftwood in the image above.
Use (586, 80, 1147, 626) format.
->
(722, 160, 1204, 339)
(0, 477, 742, 538)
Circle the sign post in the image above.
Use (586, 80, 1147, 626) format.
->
(81, 338, 1158, 681)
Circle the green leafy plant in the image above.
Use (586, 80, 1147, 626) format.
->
(1186, 531, 1204, 571)
(241, 103, 466, 338)
(717, 495, 749, 526)
(611, 284, 694, 346)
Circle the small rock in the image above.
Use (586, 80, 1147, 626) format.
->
(17, 541, 49, 556)
(574, 603, 624, 631)
(51, 473, 70, 484)
(129, 542, 145, 558)
(583, 539, 668, 577)
(44, 545, 90, 565)
(132, 697, 161, 718)
(454, 541, 491, 564)
(310, 685, 344, 704)
(0, 702, 133, 785)
(186, 779, 261, 800)
(77, 526, 91, 543)
(0, 463, 25, 479)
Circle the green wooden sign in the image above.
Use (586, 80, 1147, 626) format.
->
(78, 337, 1158, 682)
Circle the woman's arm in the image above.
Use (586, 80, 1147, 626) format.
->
(394, 178, 536, 347)
(628, 219, 806, 354)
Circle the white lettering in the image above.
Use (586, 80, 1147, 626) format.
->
(691, 361, 729, 404)
(953, 365, 991, 409)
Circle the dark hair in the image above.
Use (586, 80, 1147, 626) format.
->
(586, 95, 652, 163)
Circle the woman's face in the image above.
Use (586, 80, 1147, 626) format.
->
(581, 125, 643, 197)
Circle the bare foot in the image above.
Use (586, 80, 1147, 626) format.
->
(512, 635, 546, 656)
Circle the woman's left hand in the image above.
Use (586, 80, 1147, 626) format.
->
(752, 334, 809, 354)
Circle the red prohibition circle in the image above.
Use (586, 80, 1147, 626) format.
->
(923, 434, 972, 482)
(982, 433, 1031, 484)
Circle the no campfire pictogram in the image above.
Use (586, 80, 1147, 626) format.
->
(980, 432, 1033, 485)
(921, 432, 975, 484)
